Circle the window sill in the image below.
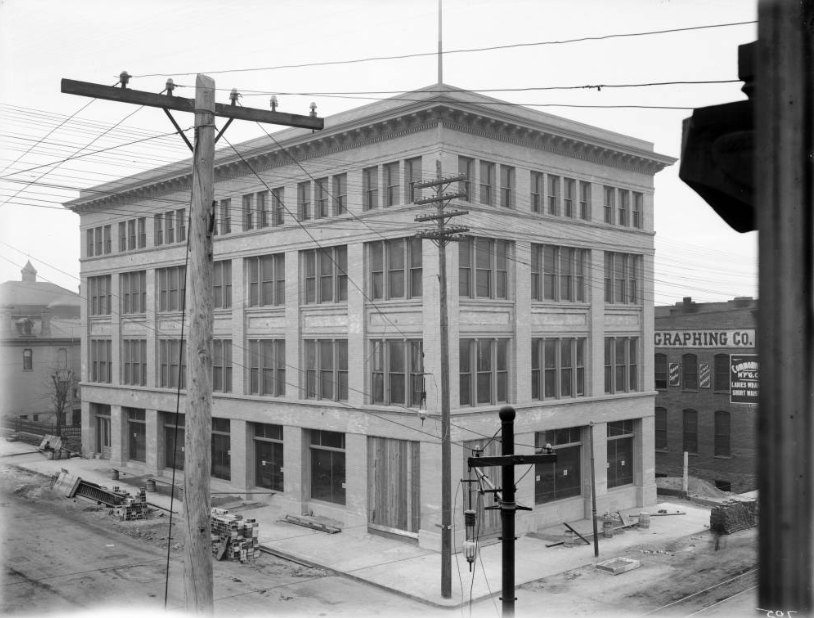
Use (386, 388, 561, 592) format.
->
(713, 455, 733, 460)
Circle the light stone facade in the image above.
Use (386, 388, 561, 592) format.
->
(67, 84, 674, 550)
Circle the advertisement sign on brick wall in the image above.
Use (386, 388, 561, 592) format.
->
(730, 354, 759, 404)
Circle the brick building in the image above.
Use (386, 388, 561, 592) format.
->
(65, 84, 674, 549)
(0, 261, 82, 425)
(654, 296, 758, 493)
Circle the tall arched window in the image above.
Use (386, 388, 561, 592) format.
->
(714, 411, 731, 457)
(714, 354, 730, 392)
(682, 354, 698, 390)
(654, 354, 667, 389)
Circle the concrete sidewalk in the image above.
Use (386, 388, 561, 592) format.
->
(1, 440, 716, 609)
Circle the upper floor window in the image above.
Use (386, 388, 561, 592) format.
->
(547, 175, 560, 216)
(157, 266, 186, 312)
(633, 192, 643, 228)
(22, 348, 32, 371)
(303, 246, 347, 304)
(272, 188, 285, 226)
(371, 339, 423, 406)
(604, 187, 615, 224)
(604, 252, 642, 304)
(213, 260, 233, 309)
(655, 407, 668, 450)
(248, 339, 285, 397)
(315, 178, 329, 218)
(459, 237, 509, 300)
(654, 353, 668, 389)
(369, 237, 422, 300)
(120, 271, 146, 315)
(243, 193, 255, 230)
(682, 353, 698, 390)
(246, 253, 284, 308)
(458, 156, 474, 202)
(531, 171, 544, 213)
(88, 275, 112, 316)
(499, 165, 515, 209)
(57, 348, 68, 370)
(531, 244, 587, 302)
(256, 190, 269, 228)
(564, 178, 576, 218)
(87, 225, 112, 257)
(460, 338, 509, 407)
(213, 339, 233, 393)
(384, 162, 400, 207)
(90, 339, 112, 383)
(122, 339, 147, 386)
(405, 158, 422, 203)
(363, 166, 378, 211)
(214, 199, 231, 235)
(159, 339, 186, 389)
(604, 336, 639, 394)
(531, 337, 586, 400)
(332, 174, 347, 216)
(304, 339, 347, 401)
(298, 181, 311, 221)
(479, 161, 495, 206)
(618, 190, 630, 226)
(714, 353, 730, 392)
(579, 181, 591, 220)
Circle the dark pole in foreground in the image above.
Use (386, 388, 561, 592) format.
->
(500, 406, 516, 617)
(589, 422, 599, 557)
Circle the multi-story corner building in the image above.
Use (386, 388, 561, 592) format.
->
(654, 296, 758, 493)
(65, 84, 674, 549)
(0, 261, 82, 425)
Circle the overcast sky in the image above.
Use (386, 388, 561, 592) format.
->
(0, 0, 759, 305)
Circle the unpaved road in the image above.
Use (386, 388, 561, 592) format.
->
(0, 464, 434, 617)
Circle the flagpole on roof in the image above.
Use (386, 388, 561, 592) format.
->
(438, 0, 443, 84)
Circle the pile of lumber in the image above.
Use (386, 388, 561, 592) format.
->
(210, 508, 260, 563)
(109, 486, 150, 521)
(710, 499, 758, 535)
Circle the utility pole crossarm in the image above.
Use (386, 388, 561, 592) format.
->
(61, 79, 324, 129)
(468, 453, 557, 468)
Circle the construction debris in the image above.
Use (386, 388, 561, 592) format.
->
(211, 508, 260, 563)
(109, 487, 151, 521)
(710, 499, 758, 535)
(595, 557, 641, 575)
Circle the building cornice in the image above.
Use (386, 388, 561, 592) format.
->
(65, 89, 676, 213)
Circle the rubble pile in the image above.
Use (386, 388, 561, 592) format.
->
(710, 499, 758, 534)
(210, 508, 260, 563)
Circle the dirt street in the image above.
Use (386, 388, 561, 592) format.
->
(0, 463, 433, 617)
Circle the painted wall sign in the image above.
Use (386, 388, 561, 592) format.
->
(699, 363, 710, 388)
(730, 354, 759, 404)
(668, 363, 680, 387)
(654, 329, 756, 348)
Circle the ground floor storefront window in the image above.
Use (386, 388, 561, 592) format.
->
(212, 418, 231, 481)
(92, 403, 111, 459)
(254, 423, 283, 491)
(310, 430, 345, 505)
(535, 427, 582, 504)
(126, 407, 146, 462)
(163, 413, 185, 470)
(607, 420, 634, 488)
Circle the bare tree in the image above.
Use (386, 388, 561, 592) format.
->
(48, 368, 76, 437)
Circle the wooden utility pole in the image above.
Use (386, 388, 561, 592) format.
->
(183, 74, 216, 612)
(468, 406, 557, 617)
(61, 75, 323, 613)
(414, 161, 467, 598)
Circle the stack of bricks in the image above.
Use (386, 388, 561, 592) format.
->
(109, 487, 150, 521)
(710, 499, 758, 535)
(210, 508, 260, 563)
